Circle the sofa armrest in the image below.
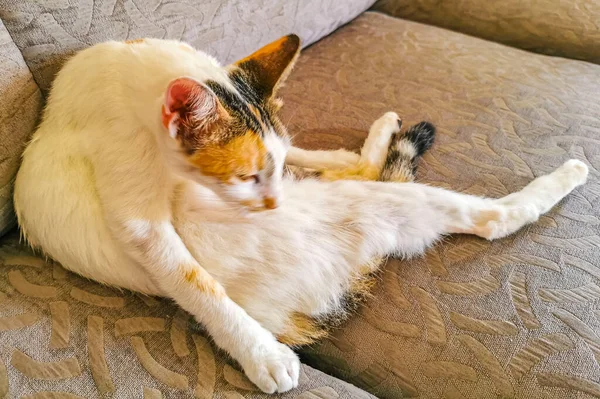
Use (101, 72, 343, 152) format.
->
(0, 18, 43, 238)
(372, 0, 600, 64)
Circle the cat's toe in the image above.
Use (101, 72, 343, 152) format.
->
(269, 347, 299, 392)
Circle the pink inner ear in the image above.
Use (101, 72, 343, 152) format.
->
(166, 77, 205, 114)
(163, 77, 218, 138)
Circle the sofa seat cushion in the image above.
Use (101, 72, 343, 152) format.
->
(279, 12, 600, 399)
(0, 231, 374, 398)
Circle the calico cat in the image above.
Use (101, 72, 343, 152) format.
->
(13, 35, 588, 394)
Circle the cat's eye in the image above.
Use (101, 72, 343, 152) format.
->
(238, 174, 260, 184)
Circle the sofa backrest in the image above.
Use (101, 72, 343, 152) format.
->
(373, 0, 600, 64)
(0, 0, 375, 237)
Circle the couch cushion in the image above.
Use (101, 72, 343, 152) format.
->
(279, 12, 600, 399)
(0, 0, 375, 94)
(0, 20, 42, 238)
(373, 0, 600, 64)
(0, 232, 374, 398)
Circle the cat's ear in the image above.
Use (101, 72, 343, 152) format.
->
(162, 77, 222, 139)
(233, 34, 301, 99)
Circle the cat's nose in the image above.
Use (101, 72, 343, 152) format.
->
(263, 197, 278, 209)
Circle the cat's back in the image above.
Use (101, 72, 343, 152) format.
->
(43, 39, 225, 131)
(20, 38, 229, 166)
(53, 38, 224, 94)
(12, 39, 224, 292)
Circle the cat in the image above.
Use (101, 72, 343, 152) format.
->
(13, 35, 588, 394)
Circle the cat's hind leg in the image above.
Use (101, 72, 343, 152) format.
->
(288, 113, 435, 183)
(320, 112, 402, 181)
(285, 147, 360, 170)
(317, 159, 588, 265)
(438, 159, 589, 240)
(285, 112, 401, 180)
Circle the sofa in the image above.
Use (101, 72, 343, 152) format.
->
(0, 1, 599, 398)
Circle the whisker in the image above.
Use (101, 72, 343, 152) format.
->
(283, 107, 300, 133)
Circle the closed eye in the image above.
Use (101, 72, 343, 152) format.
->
(238, 174, 260, 183)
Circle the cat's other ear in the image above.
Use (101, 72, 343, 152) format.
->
(162, 77, 222, 140)
(233, 34, 301, 99)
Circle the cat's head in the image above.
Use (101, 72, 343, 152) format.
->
(161, 35, 300, 211)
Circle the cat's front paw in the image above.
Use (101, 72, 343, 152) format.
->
(241, 340, 300, 393)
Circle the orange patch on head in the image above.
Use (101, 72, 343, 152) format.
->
(125, 38, 145, 44)
(189, 133, 266, 181)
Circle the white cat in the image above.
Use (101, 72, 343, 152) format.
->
(13, 35, 588, 394)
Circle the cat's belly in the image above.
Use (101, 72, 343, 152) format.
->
(179, 220, 380, 343)
(14, 142, 160, 295)
(191, 246, 356, 337)
(174, 191, 371, 337)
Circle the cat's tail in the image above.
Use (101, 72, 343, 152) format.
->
(379, 121, 435, 183)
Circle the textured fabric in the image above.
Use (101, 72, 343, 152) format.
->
(277, 12, 600, 399)
(2, 4, 600, 399)
(0, 0, 374, 94)
(0, 231, 374, 398)
(373, 0, 600, 64)
(0, 20, 42, 238)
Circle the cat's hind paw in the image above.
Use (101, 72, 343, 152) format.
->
(370, 111, 402, 139)
(474, 159, 589, 241)
(555, 159, 589, 187)
(360, 112, 403, 170)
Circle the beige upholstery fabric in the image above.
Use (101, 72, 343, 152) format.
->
(0, 0, 374, 94)
(0, 20, 42, 238)
(0, 231, 374, 398)
(373, 0, 600, 64)
(277, 12, 600, 399)
(2, 4, 600, 398)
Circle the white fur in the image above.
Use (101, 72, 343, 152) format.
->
(359, 111, 400, 168)
(394, 140, 417, 159)
(13, 39, 589, 394)
(286, 147, 360, 170)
